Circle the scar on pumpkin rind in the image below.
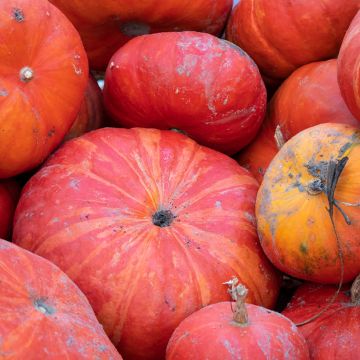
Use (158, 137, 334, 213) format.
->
(13, 8, 24, 22)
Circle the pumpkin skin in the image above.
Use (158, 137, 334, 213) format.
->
(13, 127, 281, 360)
(256, 123, 360, 283)
(282, 282, 359, 359)
(0, 180, 21, 239)
(49, 0, 232, 70)
(338, 11, 360, 121)
(0, 239, 122, 359)
(237, 59, 359, 183)
(226, 0, 360, 81)
(166, 302, 310, 360)
(64, 75, 104, 141)
(104, 32, 267, 155)
(0, 0, 89, 179)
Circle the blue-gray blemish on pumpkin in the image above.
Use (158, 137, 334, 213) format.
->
(34, 297, 56, 315)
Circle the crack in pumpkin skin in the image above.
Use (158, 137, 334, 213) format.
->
(13, 128, 281, 360)
(256, 123, 360, 283)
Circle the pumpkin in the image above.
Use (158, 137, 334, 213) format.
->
(237, 59, 358, 183)
(166, 280, 309, 360)
(226, 0, 360, 81)
(0, 180, 20, 239)
(13, 127, 281, 360)
(104, 32, 267, 155)
(338, 10, 360, 121)
(64, 75, 104, 141)
(282, 277, 360, 359)
(48, 0, 232, 70)
(256, 123, 360, 283)
(0, 239, 122, 359)
(0, 0, 88, 179)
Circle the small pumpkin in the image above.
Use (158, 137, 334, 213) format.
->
(13, 127, 281, 360)
(226, 0, 360, 81)
(64, 75, 104, 141)
(0, 180, 20, 239)
(166, 279, 309, 360)
(49, 0, 232, 70)
(256, 123, 360, 283)
(104, 31, 267, 155)
(237, 59, 358, 183)
(338, 10, 360, 121)
(0, 239, 122, 359)
(0, 0, 88, 178)
(282, 277, 360, 359)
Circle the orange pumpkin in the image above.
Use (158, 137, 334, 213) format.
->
(0, 0, 88, 178)
(338, 10, 360, 121)
(0, 239, 122, 359)
(256, 123, 360, 283)
(49, 0, 232, 70)
(237, 60, 358, 183)
(226, 0, 360, 81)
(64, 76, 104, 141)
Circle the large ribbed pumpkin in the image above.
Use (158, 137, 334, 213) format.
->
(226, 0, 360, 81)
(256, 123, 360, 283)
(0, 239, 122, 359)
(13, 128, 280, 360)
(104, 32, 267, 155)
(64, 75, 104, 142)
(237, 59, 358, 183)
(282, 279, 360, 359)
(49, 0, 232, 70)
(338, 11, 360, 121)
(0, 0, 88, 179)
(0, 180, 20, 239)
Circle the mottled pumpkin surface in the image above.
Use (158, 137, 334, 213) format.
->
(13, 127, 280, 360)
(104, 32, 266, 155)
(0, 0, 88, 178)
(0, 240, 122, 359)
(283, 282, 360, 360)
(166, 302, 310, 360)
(256, 123, 360, 283)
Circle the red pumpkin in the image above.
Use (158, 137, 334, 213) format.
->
(0, 239, 122, 359)
(64, 75, 104, 141)
(237, 59, 358, 183)
(167, 282, 309, 360)
(13, 128, 281, 360)
(48, 0, 232, 70)
(338, 10, 360, 121)
(226, 0, 360, 80)
(104, 32, 267, 155)
(0, 0, 88, 179)
(0, 180, 20, 239)
(282, 278, 360, 359)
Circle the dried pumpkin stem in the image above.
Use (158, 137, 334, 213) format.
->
(274, 125, 286, 150)
(296, 157, 348, 326)
(224, 277, 249, 325)
(351, 274, 360, 305)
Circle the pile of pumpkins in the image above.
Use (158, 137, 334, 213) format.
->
(1, 0, 360, 359)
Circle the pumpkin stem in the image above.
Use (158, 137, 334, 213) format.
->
(274, 125, 286, 150)
(351, 274, 360, 305)
(296, 157, 348, 326)
(20, 67, 34, 82)
(224, 277, 249, 325)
